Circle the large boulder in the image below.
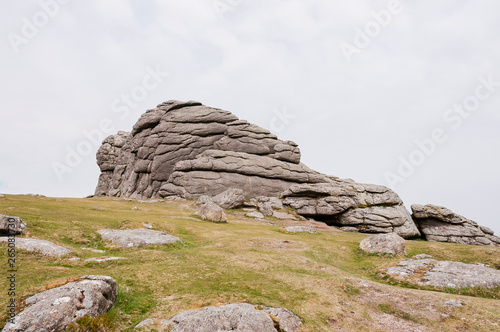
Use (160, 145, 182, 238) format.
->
(163, 303, 301, 332)
(411, 204, 500, 246)
(359, 233, 406, 256)
(195, 202, 228, 223)
(0, 214, 27, 235)
(3, 275, 118, 332)
(94, 100, 419, 238)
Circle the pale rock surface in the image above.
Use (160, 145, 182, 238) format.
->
(285, 226, 318, 234)
(388, 259, 500, 288)
(97, 229, 181, 247)
(0, 237, 70, 256)
(162, 303, 301, 332)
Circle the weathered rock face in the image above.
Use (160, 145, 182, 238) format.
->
(94, 100, 419, 238)
(411, 204, 500, 246)
(3, 275, 117, 332)
(95, 100, 306, 199)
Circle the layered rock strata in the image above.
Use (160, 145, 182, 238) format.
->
(411, 204, 500, 246)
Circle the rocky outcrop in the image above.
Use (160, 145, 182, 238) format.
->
(94, 100, 419, 238)
(0, 238, 70, 256)
(97, 229, 181, 247)
(162, 303, 301, 332)
(359, 233, 406, 256)
(411, 204, 500, 246)
(3, 275, 118, 332)
(281, 181, 420, 239)
(388, 259, 500, 288)
(0, 214, 27, 235)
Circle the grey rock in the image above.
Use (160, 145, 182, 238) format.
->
(388, 259, 500, 289)
(163, 303, 301, 332)
(0, 194, 4, 198)
(246, 211, 265, 219)
(413, 254, 433, 260)
(212, 188, 245, 209)
(387, 258, 436, 276)
(285, 226, 318, 234)
(97, 229, 181, 247)
(135, 318, 154, 329)
(195, 202, 228, 223)
(262, 307, 302, 332)
(0, 237, 70, 256)
(84, 257, 126, 263)
(142, 223, 153, 229)
(420, 261, 500, 288)
(359, 233, 406, 256)
(412, 204, 499, 246)
(444, 300, 463, 307)
(0, 214, 27, 235)
(2, 275, 117, 332)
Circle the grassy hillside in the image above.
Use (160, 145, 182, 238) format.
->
(1, 195, 499, 331)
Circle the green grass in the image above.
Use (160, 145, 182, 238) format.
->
(0, 194, 499, 331)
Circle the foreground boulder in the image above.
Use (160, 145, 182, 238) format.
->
(388, 259, 500, 288)
(3, 275, 117, 332)
(162, 303, 301, 332)
(0, 214, 27, 235)
(411, 204, 500, 246)
(94, 100, 420, 238)
(97, 229, 181, 247)
(0, 238, 70, 256)
(359, 233, 406, 256)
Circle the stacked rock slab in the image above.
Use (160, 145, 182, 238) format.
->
(411, 204, 500, 246)
(94, 100, 419, 238)
(281, 180, 420, 238)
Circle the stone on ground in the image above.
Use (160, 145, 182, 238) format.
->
(387, 259, 500, 288)
(359, 233, 406, 256)
(2, 275, 118, 332)
(97, 229, 181, 247)
(0, 214, 27, 235)
(285, 226, 318, 234)
(0, 237, 70, 256)
(195, 201, 228, 223)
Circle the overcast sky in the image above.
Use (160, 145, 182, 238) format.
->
(1, 0, 499, 233)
